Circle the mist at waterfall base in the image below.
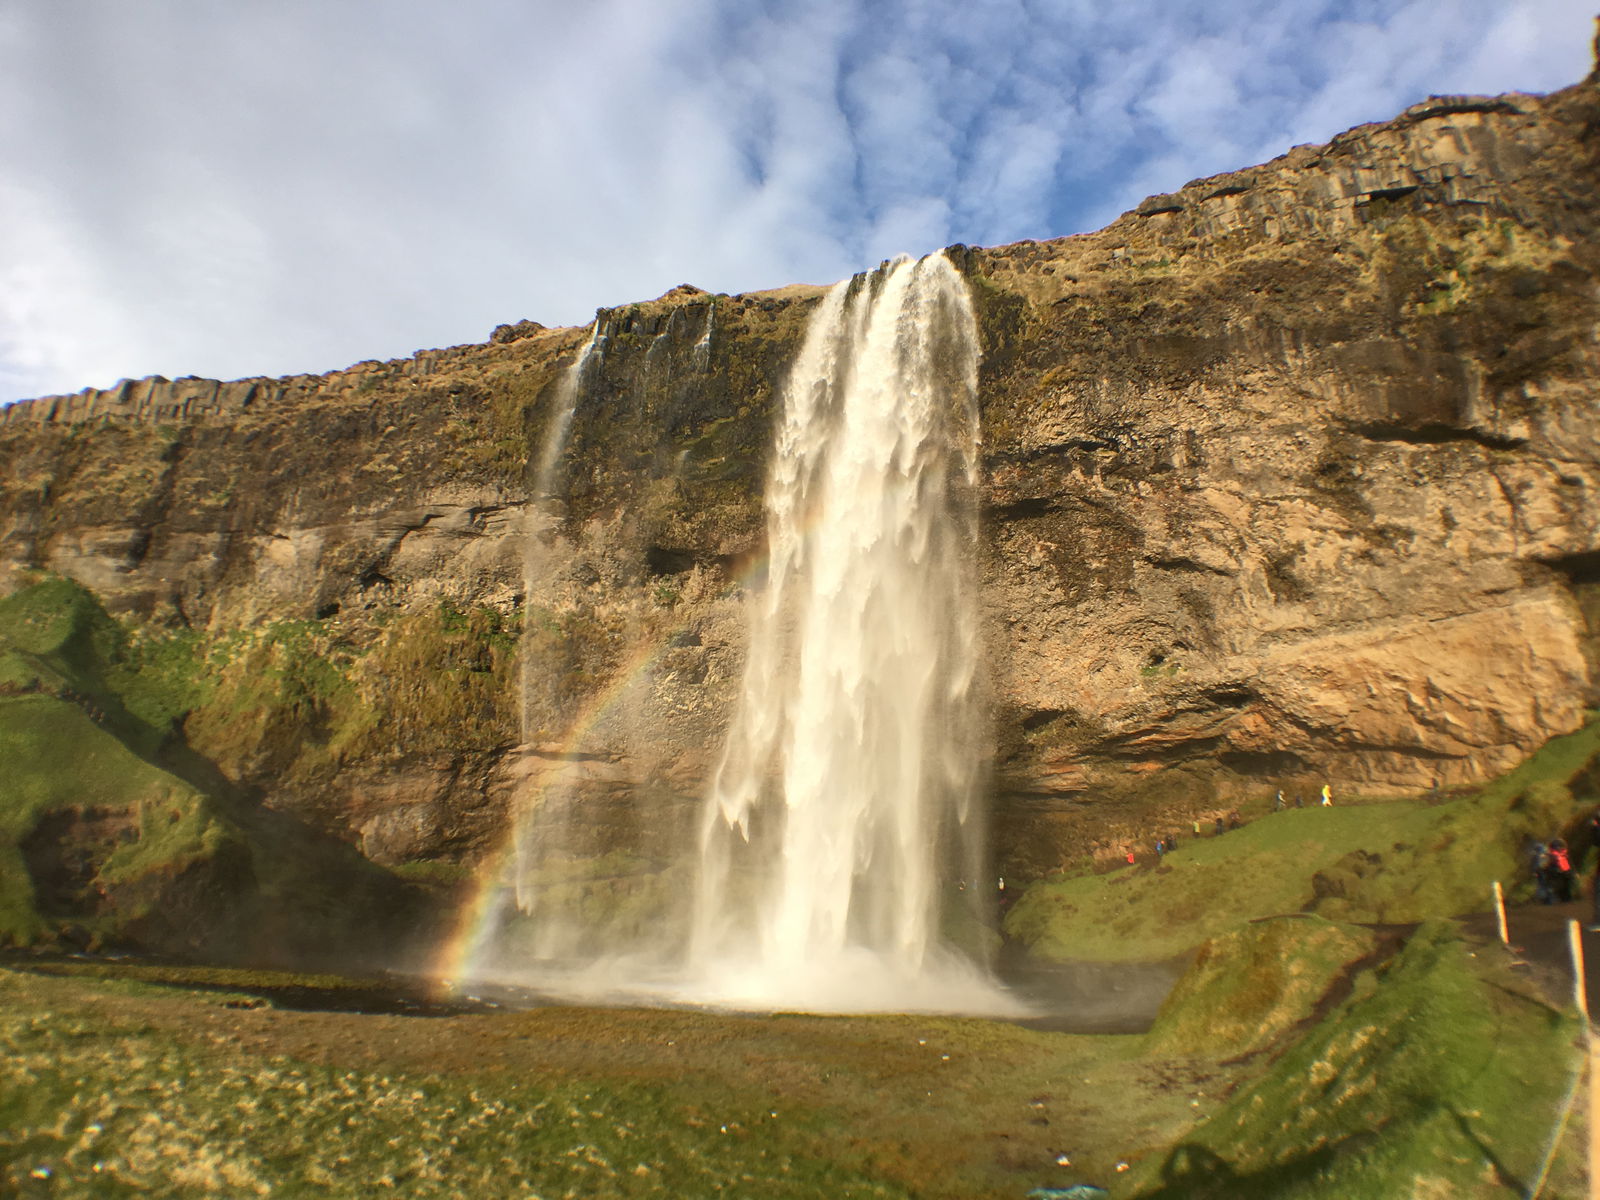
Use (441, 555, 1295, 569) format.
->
(453, 253, 1028, 1018)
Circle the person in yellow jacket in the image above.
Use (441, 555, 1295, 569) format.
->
(1320, 783, 1332, 806)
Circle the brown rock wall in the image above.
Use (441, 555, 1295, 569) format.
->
(2, 76, 1598, 878)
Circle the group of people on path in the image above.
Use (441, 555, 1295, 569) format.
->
(1127, 782, 1340, 866)
(1529, 837, 1577, 904)
(1272, 784, 1335, 811)
(1527, 811, 1600, 929)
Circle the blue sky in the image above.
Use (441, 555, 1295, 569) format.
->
(0, 0, 1592, 404)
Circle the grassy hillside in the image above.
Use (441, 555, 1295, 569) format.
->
(1128, 921, 1584, 1198)
(1006, 717, 1600, 962)
(0, 575, 429, 961)
(0, 696, 226, 946)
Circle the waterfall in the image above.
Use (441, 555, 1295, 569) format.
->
(531, 317, 604, 500)
(460, 254, 1013, 1016)
(693, 302, 714, 371)
(685, 251, 995, 1010)
(511, 319, 605, 953)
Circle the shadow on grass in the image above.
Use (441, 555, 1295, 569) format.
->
(31, 671, 446, 973)
(1134, 1132, 1376, 1199)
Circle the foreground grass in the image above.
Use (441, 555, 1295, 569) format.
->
(0, 970, 911, 1199)
(0, 962, 1196, 1199)
(1007, 718, 1600, 962)
(3, 917, 1585, 1200)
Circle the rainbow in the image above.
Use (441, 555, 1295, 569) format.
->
(431, 550, 777, 987)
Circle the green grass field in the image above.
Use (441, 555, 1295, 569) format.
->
(3, 911, 1587, 1200)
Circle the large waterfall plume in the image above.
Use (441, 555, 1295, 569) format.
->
(684, 251, 1003, 1012)
(455, 253, 1014, 1016)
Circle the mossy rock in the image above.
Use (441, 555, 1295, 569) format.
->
(1143, 916, 1375, 1059)
(1127, 921, 1584, 1198)
(0, 576, 435, 962)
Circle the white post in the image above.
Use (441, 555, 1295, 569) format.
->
(1571, 920, 1599, 1200)
(1493, 880, 1509, 947)
(1590, 1029, 1599, 1200)
(1570, 920, 1589, 1022)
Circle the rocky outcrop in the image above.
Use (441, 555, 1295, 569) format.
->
(2, 72, 1598, 884)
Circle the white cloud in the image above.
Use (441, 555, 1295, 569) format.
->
(0, 0, 1593, 403)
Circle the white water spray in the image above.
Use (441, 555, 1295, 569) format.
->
(684, 251, 997, 1011)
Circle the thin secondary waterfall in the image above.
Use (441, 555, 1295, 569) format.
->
(686, 251, 993, 1010)
(512, 319, 605, 952)
(531, 317, 604, 500)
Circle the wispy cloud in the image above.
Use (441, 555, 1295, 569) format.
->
(1, 0, 1592, 403)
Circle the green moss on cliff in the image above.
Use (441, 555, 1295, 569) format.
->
(169, 600, 522, 784)
(328, 601, 520, 761)
(0, 573, 202, 752)
(0, 576, 432, 958)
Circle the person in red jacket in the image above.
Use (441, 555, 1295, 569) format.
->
(1550, 839, 1575, 903)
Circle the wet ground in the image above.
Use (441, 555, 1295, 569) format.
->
(1465, 898, 1600, 1014)
(3, 949, 1192, 1032)
(1, 952, 1216, 1199)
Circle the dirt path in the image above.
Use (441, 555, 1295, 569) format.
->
(1464, 899, 1600, 1015)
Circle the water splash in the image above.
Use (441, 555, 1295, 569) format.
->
(684, 251, 997, 1011)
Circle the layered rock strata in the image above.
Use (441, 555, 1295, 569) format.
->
(2, 72, 1598, 881)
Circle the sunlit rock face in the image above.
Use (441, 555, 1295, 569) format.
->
(2, 74, 1598, 888)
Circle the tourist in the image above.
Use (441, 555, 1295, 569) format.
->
(1274, 790, 1285, 812)
(1531, 841, 1554, 905)
(1214, 816, 1226, 836)
(1320, 783, 1333, 806)
(1125, 847, 1136, 866)
(1550, 839, 1575, 903)
(1228, 810, 1242, 831)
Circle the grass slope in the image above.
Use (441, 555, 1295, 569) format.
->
(1007, 718, 1600, 962)
(0, 575, 427, 960)
(0, 695, 226, 944)
(1142, 917, 1377, 1060)
(1128, 921, 1585, 1199)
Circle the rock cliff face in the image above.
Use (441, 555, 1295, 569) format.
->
(3, 72, 1598, 892)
